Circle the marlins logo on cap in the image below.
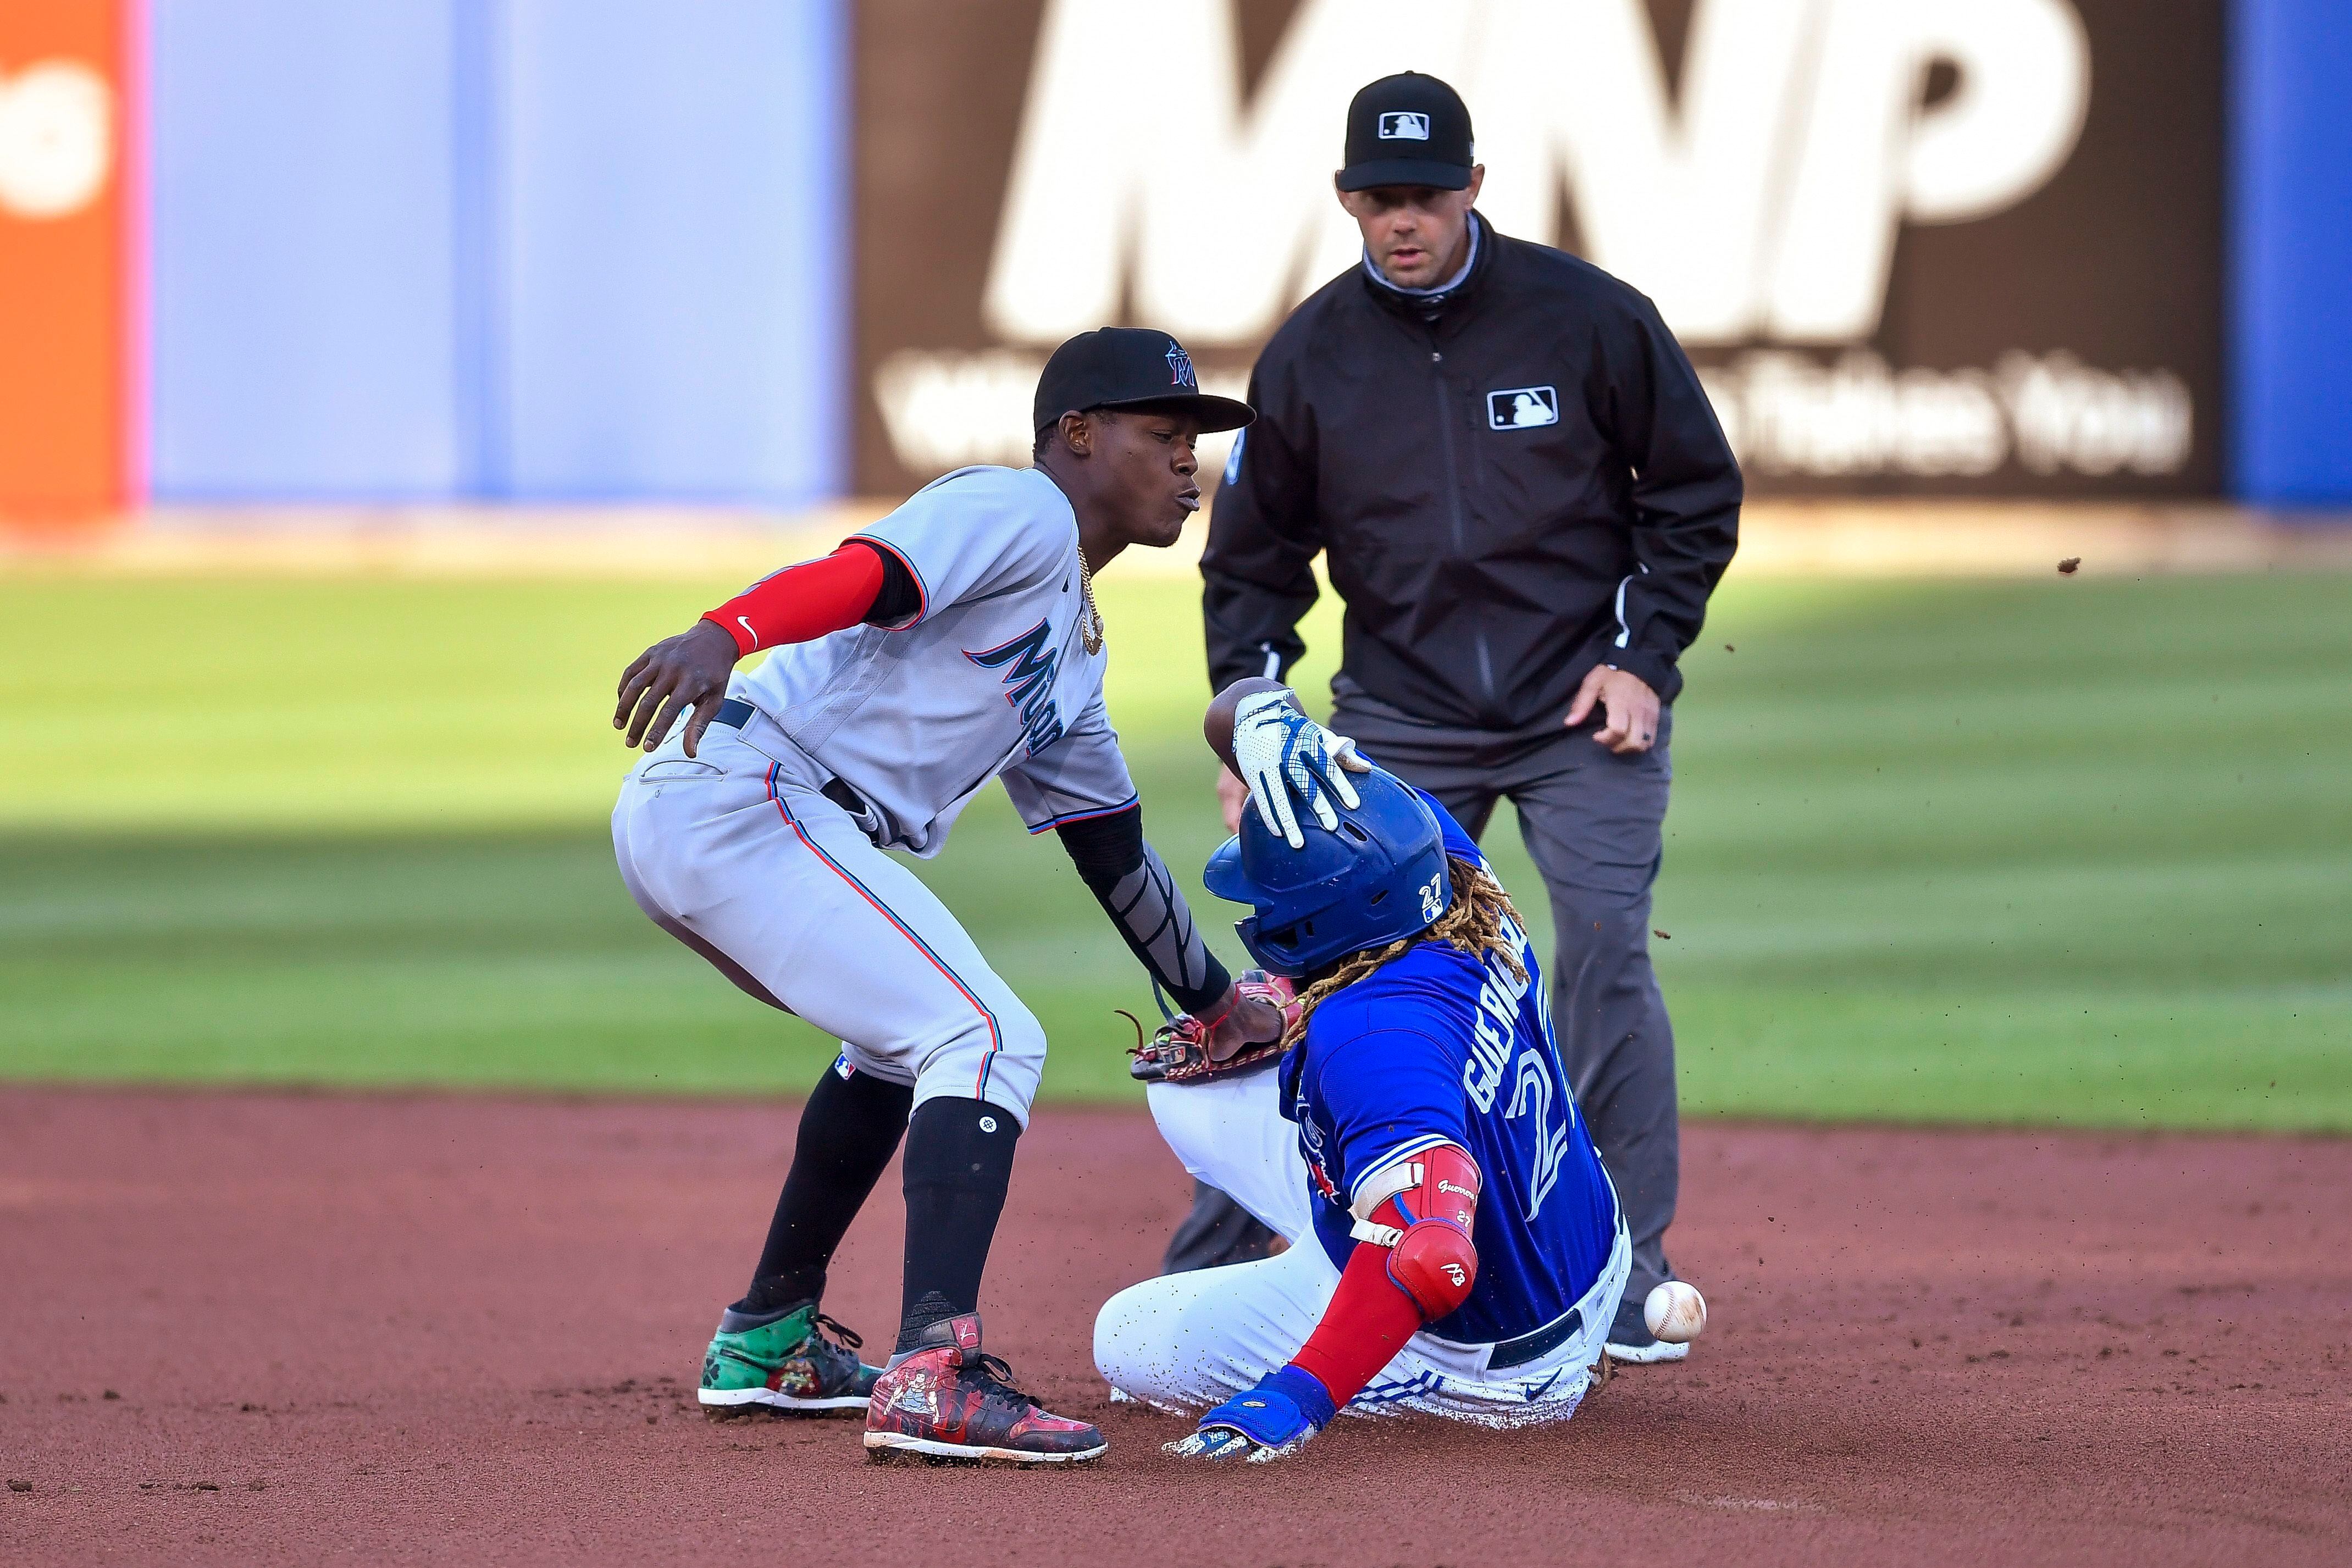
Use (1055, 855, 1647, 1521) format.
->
(1031, 328, 1253, 434)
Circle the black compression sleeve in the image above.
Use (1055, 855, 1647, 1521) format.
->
(1055, 806, 1231, 1014)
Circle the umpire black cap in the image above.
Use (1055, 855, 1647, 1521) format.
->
(1337, 72, 1475, 192)
(1033, 328, 1255, 435)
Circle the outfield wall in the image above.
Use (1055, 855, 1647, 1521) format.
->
(1, 0, 2346, 519)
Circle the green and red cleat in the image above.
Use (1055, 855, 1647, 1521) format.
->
(864, 1314, 1107, 1465)
(698, 1303, 881, 1417)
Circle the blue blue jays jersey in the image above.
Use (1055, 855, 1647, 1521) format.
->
(1281, 791, 1619, 1347)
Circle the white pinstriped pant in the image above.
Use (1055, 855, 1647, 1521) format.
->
(611, 723, 1048, 1123)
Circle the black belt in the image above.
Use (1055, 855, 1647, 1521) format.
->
(713, 699, 868, 817)
(1484, 1305, 1585, 1371)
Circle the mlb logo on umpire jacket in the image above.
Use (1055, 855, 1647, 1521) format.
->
(1486, 386, 1559, 430)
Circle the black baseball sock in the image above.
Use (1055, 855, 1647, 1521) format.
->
(727, 1063, 914, 1325)
(894, 1096, 1021, 1353)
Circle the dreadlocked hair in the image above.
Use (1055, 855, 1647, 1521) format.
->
(1283, 855, 1526, 1046)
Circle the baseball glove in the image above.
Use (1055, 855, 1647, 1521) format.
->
(1125, 971, 1300, 1084)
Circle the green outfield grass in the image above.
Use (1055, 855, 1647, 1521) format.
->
(2, 563, 2346, 1130)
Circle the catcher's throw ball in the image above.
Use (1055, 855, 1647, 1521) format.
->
(1644, 1281, 1707, 1344)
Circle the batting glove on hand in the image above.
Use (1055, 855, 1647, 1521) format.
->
(1230, 691, 1370, 849)
(1163, 1366, 1336, 1464)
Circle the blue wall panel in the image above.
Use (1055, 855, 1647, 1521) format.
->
(495, 1, 845, 502)
(146, 0, 844, 504)
(148, 1, 462, 499)
(2232, 0, 2352, 505)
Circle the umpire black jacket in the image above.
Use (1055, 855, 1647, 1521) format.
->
(1202, 212, 1741, 729)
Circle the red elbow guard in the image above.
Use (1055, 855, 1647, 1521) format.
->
(1379, 1144, 1480, 1319)
(1288, 1144, 1482, 1410)
(1390, 1219, 1477, 1318)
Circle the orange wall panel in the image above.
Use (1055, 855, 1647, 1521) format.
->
(0, 0, 129, 519)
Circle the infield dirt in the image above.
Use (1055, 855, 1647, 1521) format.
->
(2, 1089, 2343, 1566)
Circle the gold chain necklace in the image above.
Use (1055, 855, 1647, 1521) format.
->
(1076, 545, 1106, 655)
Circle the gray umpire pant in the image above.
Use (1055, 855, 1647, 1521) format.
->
(1326, 690, 1680, 1336)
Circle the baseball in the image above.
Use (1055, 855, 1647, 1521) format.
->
(1644, 1281, 1707, 1344)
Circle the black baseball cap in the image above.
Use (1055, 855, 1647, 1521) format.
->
(1338, 72, 1475, 192)
(1032, 328, 1254, 435)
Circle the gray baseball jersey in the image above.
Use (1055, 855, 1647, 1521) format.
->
(731, 464, 1137, 857)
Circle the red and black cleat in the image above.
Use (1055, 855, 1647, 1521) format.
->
(863, 1314, 1107, 1465)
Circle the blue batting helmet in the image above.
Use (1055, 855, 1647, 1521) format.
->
(1203, 766, 1452, 977)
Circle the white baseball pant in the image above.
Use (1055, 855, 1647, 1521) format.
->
(612, 721, 1047, 1123)
(1093, 1067, 1630, 1426)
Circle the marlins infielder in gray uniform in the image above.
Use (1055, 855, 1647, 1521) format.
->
(610, 328, 1288, 1465)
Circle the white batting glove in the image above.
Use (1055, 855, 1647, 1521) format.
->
(1230, 690, 1370, 849)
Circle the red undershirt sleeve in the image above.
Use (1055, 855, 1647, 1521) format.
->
(1288, 1231, 1428, 1408)
(702, 542, 888, 657)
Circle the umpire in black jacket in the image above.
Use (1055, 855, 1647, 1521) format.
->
(1197, 73, 1740, 1360)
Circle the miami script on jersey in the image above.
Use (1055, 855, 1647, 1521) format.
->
(616, 464, 1145, 1125)
(731, 464, 1138, 857)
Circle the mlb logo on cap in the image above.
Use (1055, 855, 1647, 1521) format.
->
(1341, 74, 1474, 193)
